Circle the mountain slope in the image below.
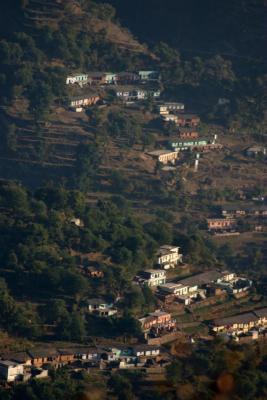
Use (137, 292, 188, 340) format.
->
(106, 0, 267, 61)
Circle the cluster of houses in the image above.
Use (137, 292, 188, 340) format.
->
(136, 268, 252, 306)
(156, 101, 202, 131)
(147, 101, 223, 165)
(245, 145, 266, 157)
(139, 310, 177, 340)
(158, 270, 252, 305)
(221, 204, 267, 218)
(0, 343, 164, 383)
(66, 70, 161, 111)
(134, 245, 183, 286)
(66, 71, 160, 86)
(87, 298, 118, 317)
(207, 204, 267, 235)
(115, 86, 160, 102)
(168, 135, 222, 152)
(212, 307, 267, 340)
(69, 92, 100, 111)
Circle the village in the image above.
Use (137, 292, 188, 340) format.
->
(65, 69, 267, 238)
(1, 239, 267, 385)
(0, 69, 266, 386)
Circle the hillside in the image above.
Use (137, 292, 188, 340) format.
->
(0, 2, 267, 399)
(107, 0, 267, 60)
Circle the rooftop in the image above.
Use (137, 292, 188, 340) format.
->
(222, 204, 267, 211)
(178, 127, 199, 132)
(114, 85, 160, 92)
(149, 310, 171, 317)
(142, 269, 165, 274)
(207, 218, 236, 222)
(158, 102, 184, 107)
(147, 150, 178, 157)
(246, 146, 266, 152)
(28, 348, 59, 359)
(170, 137, 210, 144)
(159, 245, 179, 251)
(87, 298, 110, 305)
(0, 360, 19, 367)
(254, 307, 267, 318)
(177, 270, 222, 287)
(175, 113, 200, 119)
(214, 312, 258, 326)
(132, 344, 160, 351)
(72, 347, 99, 354)
(9, 352, 31, 363)
(69, 92, 100, 101)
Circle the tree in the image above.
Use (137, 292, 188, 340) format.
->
(154, 41, 180, 65)
(45, 299, 68, 324)
(61, 270, 88, 299)
(109, 374, 135, 400)
(74, 142, 101, 191)
(166, 360, 184, 385)
(5, 123, 18, 152)
(28, 81, 53, 121)
(69, 313, 86, 341)
(0, 183, 29, 211)
(111, 170, 129, 192)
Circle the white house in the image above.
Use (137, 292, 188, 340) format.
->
(159, 282, 189, 296)
(73, 347, 99, 361)
(147, 150, 179, 165)
(157, 103, 185, 115)
(87, 299, 113, 312)
(159, 282, 204, 305)
(70, 94, 100, 108)
(116, 88, 160, 102)
(162, 114, 178, 123)
(132, 345, 160, 357)
(87, 298, 117, 317)
(104, 73, 117, 84)
(97, 308, 118, 317)
(156, 245, 183, 269)
(138, 71, 160, 81)
(137, 270, 166, 287)
(66, 74, 88, 85)
(0, 361, 24, 382)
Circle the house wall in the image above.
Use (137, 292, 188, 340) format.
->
(174, 286, 189, 295)
(208, 219, 236, 230)
(66, 75, 88, 84)
(147, 277, 166, 287)
(158, 251, 180, 264)
(179, 131, 198, 139)
(31, 357, 48, 367)
(59, 355, 75, 363)
(70, 96, 100, 107)
(0, 364, 24, 382)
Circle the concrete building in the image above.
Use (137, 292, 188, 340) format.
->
(132, 345, 160, 357)
(137, 270, 166, 287)
(178, 128, 199, 139)
(246, 146, 266, 157)
(157, 102, 185, 115)
(147, 150, 179, 165)
(116, 87, 160, 102)
(221, 204, 267, 218)
(70, 94, 100, 108)
(169, 138, 209, 151)
(66, 74, 88, 85)
(138, 71, 160, 81)
(213, 313, 258, 334)
(156, 245, 183, 268)
(0, 361, 24, 382)
(207, 218, 236, 232)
